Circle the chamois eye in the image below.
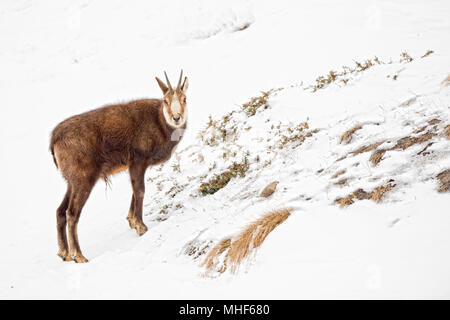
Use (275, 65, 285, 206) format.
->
(183, 98, 186, 103)
(163, 99, 168, 105)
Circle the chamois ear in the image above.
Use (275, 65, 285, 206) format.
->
(181, 77, 189, 93)
(155, 77, 169, 94)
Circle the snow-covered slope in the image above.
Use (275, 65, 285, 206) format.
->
(0, 0, 449, 299)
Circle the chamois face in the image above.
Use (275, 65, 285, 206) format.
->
(156, 71, 189, 129)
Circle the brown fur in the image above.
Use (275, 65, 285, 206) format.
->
(50, 72, 188, 262)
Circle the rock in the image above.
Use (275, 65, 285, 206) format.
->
(260, 181, 279, 198)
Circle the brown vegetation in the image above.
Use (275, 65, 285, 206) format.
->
(331, 169, 346, 179)
(391, 132, 436, 150)
(437, 170, 450, 193)
(421, 50, 434, 58)
(370, 149, 386, 166)
(442, 75, 450, 85)
(351, 141, 384, 156)
(444, 125, 450, 139)
(242, 89, 280, 116)
(203, 208, 292, 274)
(199, 158, 249, 196)
(340, 125, 362, 144)
(334, 178, 348, 186)
(335, 182, 395, 207)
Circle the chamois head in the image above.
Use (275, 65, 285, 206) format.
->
(156, 70, 189, 129)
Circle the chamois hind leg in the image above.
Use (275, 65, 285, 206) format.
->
(129, 161, 148, 236)
(66, 180, 95, 263)
(126, 194, 136, 229)
(56, 184, 72, 261)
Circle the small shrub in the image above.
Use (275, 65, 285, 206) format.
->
(199, 158, 250, 196)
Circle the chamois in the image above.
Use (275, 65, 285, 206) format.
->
(50, 70, 189, 263)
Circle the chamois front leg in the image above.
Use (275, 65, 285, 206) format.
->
(129, 161, 148, 236)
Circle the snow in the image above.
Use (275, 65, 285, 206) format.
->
(0, 0, 449, 299)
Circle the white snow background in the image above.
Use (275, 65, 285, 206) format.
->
(0, 0, 449, 299)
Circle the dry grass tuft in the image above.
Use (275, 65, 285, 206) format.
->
(241, 89, 281, 116)
(428, 119, 441, 125)
(437, 170, 450, 193)
(370, 149, 386, 166)
(444, 125, 450, 139)
(340, 125, 362, 144)
(371, 183, 394, 202)
(335, 195, 355, 207)
(353, 188, 372, 200)
(401, 97, 417, 107)
(199, 158, 249, 196)
(203, 208, 292, 274)
(334, 178, 348, 186)
(400, 51, 413, 63)
(421, 50, 434, 58)
(202, 239, 231, 273)
(236, 23, 250, 31)
(442, 75, 450, 85)
(391, 132, 436, 150)
(351, 141, 384, 156)
(331, 169, 346, 179)
(335, 183, 395, 207)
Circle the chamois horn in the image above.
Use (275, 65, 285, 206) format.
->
(164, 71, 174, 94)
(176, 69, 183, 93)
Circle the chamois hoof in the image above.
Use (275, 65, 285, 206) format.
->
(57, 250, 72, 262)
(73, 254, 89, 263)
(127, 216, 136, 229)
(135, 223, 148, 236)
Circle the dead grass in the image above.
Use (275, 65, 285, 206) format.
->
(242, 89, 280, 116)
(236, 23, 250, 31)
(203, 208, 292, 274)
(421, 50, 434, 58)
(334, 178, 348, 186)
(331, 169, 346, 179)
(184, 240, 213, 260)
(310, 58, 383, 92)
(437, 170, 450, 193)
(340, 125, 362, 144)
(442, 75, 450, 85)
(444, 125, 450, 139)
(371, 183, 393, 202)
(335, 195, 354, 207)
(353, 188, 372, 200)
(401, 97, 417, 107)
(199, 158, 250, 196)
(370, 149, 386, 166)
(428, 119, 441, 125)
(335, 182, 395, 207)
(202, 239, 231, 273)
(391, 132, 436, 150)
(351, 141, 384, 156)
(400, 51, 413, 63)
